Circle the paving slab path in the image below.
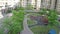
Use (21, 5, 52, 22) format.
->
(21, 14, 33, 34)
(59, 32, 60, 34)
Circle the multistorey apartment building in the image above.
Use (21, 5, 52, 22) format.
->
(0, 0, 60, 13)
(21, 0, 60, 13)
(0, 0, 20, 10)
(21, 0, 41, 9)
(41, 0, 60, 13)
(41, 0, 56, 9)
(56, 0, 60, 13)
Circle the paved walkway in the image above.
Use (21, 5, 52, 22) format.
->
(21, 14, 33, 34)
(0, 12, 4, 19)
(59, 32, 60, 34)
(25, 10, 39, 13)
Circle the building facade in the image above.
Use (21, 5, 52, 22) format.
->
(40, 0, 60, 13)
(56, 0, 60, 13)
(0, 0, 60, 13)
(21, 0, 41, 9)
(0, 0, 20, 10)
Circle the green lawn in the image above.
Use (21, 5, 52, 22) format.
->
(27, 18, 59, 34)
(27, 19, 37, 26)
(30, 25, 59, 34)
(27, 13, 59, 34)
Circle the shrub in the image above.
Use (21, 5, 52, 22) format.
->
(39, 9, 59, 26)
(14, 7, 25, 11)
(3, 7, 25, 34)
(47, 10, 59, 26)
(8, 10, 25, 34)
(26, 4, 34, 10)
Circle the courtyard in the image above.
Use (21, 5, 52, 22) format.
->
(0, 7, 60, 34)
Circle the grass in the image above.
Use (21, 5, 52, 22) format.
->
(27, 13, 38, 26)
(30, 25, 59, 34)
(27, 18, 37, 26)
(27, 19, 59, 34)
(27, 18, 59, 34)
(27, 17, 59, 34)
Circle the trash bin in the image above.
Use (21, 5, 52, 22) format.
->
(48, 29, 56, 34)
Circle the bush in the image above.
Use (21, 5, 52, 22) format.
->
(47, 10, 59, 26)
(8, 10, 25, 34)
(3, 7, 25, 34)
(26, 4, 34, 10)
(39, 9, 59, 26)
(14, 7, 25, 11)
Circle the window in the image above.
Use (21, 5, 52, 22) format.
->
(54, 0, 57, 9)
